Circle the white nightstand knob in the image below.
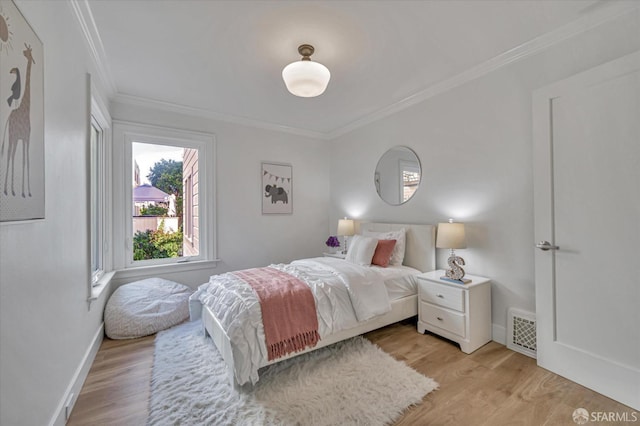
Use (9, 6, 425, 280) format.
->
(437, 317, 443, 321)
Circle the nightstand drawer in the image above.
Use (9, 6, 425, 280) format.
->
(420, 302, 466, 337)
(419, 280, 465, 312)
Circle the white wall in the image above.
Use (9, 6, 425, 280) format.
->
(0, 1, 111, 425)
(0, 3, 330, 424)
(329, 9, 640, 339)
(109, 101, 330, 289)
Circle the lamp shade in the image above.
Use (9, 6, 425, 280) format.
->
(282, 60, 330, 97)
(337, 218, 355, 236)
(436, 222, 467, 249)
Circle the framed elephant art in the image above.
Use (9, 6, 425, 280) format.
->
(262, 162, 292, 214)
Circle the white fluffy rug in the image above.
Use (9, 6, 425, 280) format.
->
(148, 321, 438, 426)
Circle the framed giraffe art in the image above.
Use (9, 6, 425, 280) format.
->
(0, 0, 44, 222)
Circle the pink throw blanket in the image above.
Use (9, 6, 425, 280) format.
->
(233, 267, 320, 361)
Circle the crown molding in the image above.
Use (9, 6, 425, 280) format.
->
(112, 94, 329, 140)
(326, 0, 640, 139)
(68, 0, 117, 95)
(69, 0, 637, 141)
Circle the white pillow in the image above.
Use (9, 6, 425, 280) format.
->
(363, 228, 406, 266)
(346, 235, 378, 266)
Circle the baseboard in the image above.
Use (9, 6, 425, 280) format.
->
(492, 323, 506, 346)
(49, 323, 104, 426)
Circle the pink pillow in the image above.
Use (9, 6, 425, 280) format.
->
(371, 239, 397, 267)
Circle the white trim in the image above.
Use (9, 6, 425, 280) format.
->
(88, 78, 113, 303)
(492, 323, 507, 346)
(49, 323, 104, 426)
(90, 89, 111, 128)
(326, 1, 640, 139)
(68, 0, 117, 95)
(113, 259, 220, 281)
(112, 94, 328, 140)
(88, 270, 115, 303)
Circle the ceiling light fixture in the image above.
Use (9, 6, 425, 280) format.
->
(282, 44, 330, 98)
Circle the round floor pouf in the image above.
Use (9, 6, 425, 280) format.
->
(105, 277, 193, 339)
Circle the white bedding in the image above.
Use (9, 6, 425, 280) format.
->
(379, 266, 419, 300)
(189, 257, 420, 385)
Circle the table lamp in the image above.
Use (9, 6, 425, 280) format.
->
(436, 219, 470, 283)
(337, 217, 355, 254)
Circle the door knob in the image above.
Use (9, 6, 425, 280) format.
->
(536, 240, 559, 251)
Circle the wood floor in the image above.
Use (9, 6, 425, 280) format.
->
(69, 320, 633, 425)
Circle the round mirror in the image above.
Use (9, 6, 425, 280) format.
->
(374, 146, 421, 205)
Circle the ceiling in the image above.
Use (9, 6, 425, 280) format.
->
(86, 0, 606, 137)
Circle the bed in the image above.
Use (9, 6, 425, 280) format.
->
(190, 223, 436, 385)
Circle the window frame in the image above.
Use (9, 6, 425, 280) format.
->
(112, 121, 216, 270)
(89, 117, 104, 283)
(89, 93, 112, 288)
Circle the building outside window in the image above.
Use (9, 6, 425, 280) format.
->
(183, 148, 199, 257)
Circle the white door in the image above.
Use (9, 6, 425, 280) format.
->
(533, 51, 639, 410)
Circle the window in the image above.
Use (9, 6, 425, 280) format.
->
(90, 118, 103, 283)
(400, 160, 420, 203)
(89, 95, 111, 286)
(113, 122, 215, 269)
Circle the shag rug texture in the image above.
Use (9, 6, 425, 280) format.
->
(148, 321, 438, 426)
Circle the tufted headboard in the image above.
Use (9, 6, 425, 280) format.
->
(355, 222, 436, 272)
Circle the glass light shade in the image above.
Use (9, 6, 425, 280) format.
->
(436, 222, 467, 249)
(282, 60, 331, 98)
(337, 218, 355, 236)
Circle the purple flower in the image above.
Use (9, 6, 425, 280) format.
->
(325, 236, 340, 248)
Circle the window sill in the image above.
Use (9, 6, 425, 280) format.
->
(88, 271, 115, 302)
(115, 259, 221, 281)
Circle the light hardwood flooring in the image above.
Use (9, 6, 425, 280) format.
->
(68, 320, 633, 425)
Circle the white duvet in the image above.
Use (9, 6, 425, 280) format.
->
(189, 257, 400, 385)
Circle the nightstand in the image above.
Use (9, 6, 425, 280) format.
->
(322, 252, 346, 259)
(416, 270, 491, 354)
